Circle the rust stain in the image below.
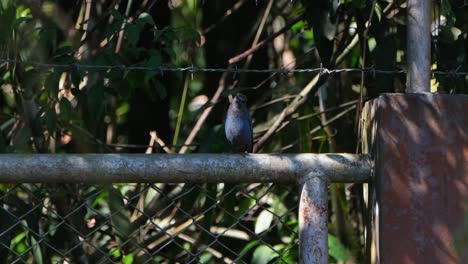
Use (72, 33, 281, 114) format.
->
(366, 94, 468, 263)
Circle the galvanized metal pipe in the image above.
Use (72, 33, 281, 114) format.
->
(0, 153, 370, 183)
(406, 0, 431, 93)
(0, 153, 371, 264)
(299, 174, 328, 264)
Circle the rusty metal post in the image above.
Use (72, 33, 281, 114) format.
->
(361, 94, 468, 263)
(299, 174, 328, 264)
(406, 0, 431, 93)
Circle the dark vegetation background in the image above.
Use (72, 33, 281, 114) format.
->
(0, 0, 466, 263)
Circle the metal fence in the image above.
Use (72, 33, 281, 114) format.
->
(1, 59, 467, 76)
(0, 182, 298, 264)
(0, 154, 371, 264)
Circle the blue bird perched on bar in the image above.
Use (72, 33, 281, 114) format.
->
(225, 93, 253, 153)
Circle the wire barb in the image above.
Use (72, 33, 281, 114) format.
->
(0, 58, 466, 76)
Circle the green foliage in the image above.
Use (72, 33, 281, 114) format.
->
(302, 0, 340, 65)
(328, 234, 349, 261)
(252, 245, 278, 264)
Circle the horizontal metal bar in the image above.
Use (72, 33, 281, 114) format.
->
(0, 154, 371, 183)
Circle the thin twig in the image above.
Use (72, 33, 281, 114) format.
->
(228, 15, 303, 64)
(172, 75, 189, 149)
(115, 0, 134, 53)
(253, 9, 380, 152)
(202, 0, 248, 35)
(178, 72, 229, 154)
(149, 131, 173, 154)
(276, 105, 356, 152)
(253, 41, 353, 151)
(75, 0, 92, 60)
(242, 0, 274, 69)
(252, 94, 296, 110)
(268, 99, 361, 134)
(355, 0, 377, 153)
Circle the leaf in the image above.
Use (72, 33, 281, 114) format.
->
(303, 0, 340, 65)
(122, 253, 134, 264)
(154, 80, 167, 99)
(87, 85, 104, 120)
(44, 109, 57, 135)
(54, 45, 74, 57)
(185, 27, 201, 45)
(374, 2, 382, 22)
(0, 5, 15, 45)
(292, 21, 306, 31)
(15, 126, 32, 146)
(273, 243, 298, 263)
(111, 248, 121, 258)
(255, 209, 273, 234)
(70, 69, 82, 90)
(0, 206, 16, 260)
(13, 16, 32, 28)
(2, 71, 11, 81)
(144, 52, 162, 83)
(352, 0, 366, 9)
(0, 117, 16, 131)
(238, 240, 259, 259)
(138, 12, 155, 26)
(11, 232, 27, 254)
(59, 98, 72, 121)
(147, 52, 162, 68)
(125, 24, 140, 46)
(114, 78, 132, 99)
(106, 19, 123, 39)
(31, 235, 44, 264)
(440, 0, 455, 27)
(199, 252, 213, 263)
(92, 189, 108, 207)
(44, 71, 62, 95)
(252, 245, 278, 264)
(163, 46, 177, 60)
(39, 26, 58, 57)
(107, 186, 132, 240)
(110, 9, 125, 21)
(328, 234, 349, 261)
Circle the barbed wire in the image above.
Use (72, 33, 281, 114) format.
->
(1, 58, 467, 76)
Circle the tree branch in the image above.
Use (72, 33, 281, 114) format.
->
(228, 15, 303, 64)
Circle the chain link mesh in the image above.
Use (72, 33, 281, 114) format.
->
(0, 183, 299, 263)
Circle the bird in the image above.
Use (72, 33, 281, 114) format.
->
(225, 93, 253, 153)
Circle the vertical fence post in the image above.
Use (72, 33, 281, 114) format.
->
(406, 0, 431, 93)
(362, 94, 468, 263)
(299, 175, 328, 264)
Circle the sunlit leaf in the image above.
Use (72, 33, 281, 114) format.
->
(252, 245, 278, 264)
(292, 20, 305, 31)
(138, 12, 155, 26)
(255, 209, 273, 234)
(123, 253, 134, 264)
